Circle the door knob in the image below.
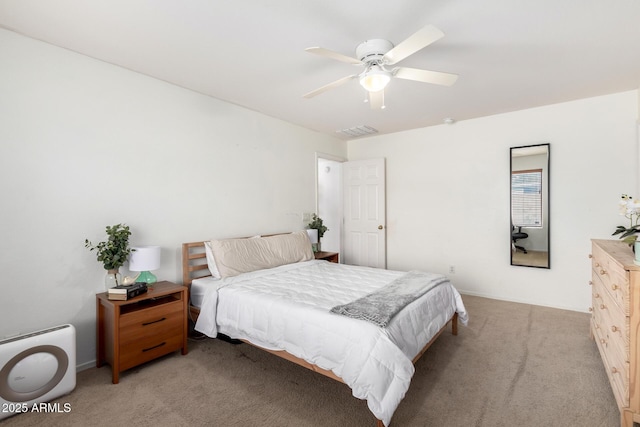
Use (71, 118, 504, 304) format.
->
(378, 225, 384, 230)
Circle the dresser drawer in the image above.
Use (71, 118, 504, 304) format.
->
(592, 262, 630, 409)
(592, 244, 629, 315)
(593, 317, 630, 408)
(592, 303, 628, 379)
(592, 274, 629, 354)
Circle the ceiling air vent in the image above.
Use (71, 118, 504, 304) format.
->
(336, 125, 378, 138)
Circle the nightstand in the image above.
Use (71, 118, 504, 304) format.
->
(96, 281, 188, 384)
(315, 251, 339, 263)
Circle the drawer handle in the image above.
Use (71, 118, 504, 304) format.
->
(599, 304, 607, 310)
(588, 306, 593, 312)
(142, 317, 167, 326)
(600, 338, 607, 345)
(611, 284, 618, 291)
(142, 342, 166, 352)
(588, 280, 593, 286)
(589, 254, 593, 259)
(599, 269, 606, 275)
(593, 293, 600, 299)
(611, 367, 619, 374)
(611, 325, 619, 332)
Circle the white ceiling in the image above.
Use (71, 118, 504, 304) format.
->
(2, 0, 640, 139)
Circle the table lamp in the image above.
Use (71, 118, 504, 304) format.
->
(129, 245, 161, 284)
(306, 229, 319, 252)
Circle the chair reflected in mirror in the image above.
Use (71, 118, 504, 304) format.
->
(511, 226, 528, 254)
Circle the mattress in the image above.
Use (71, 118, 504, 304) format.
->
(193, 260, 467, 426)
(189, 276, 215, 309)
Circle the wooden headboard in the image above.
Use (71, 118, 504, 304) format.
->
(182, 233, 291, 286)
(181, 241, 210, 286)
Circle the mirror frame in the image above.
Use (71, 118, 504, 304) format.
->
(510, 143, 550, 269)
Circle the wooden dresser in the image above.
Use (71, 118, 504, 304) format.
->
(590, 239, 640, 426)
(96, 281, 188, 384)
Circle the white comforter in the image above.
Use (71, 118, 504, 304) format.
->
(195, 260, 467, 426)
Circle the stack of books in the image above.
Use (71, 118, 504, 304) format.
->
(107, 282, 148, 300)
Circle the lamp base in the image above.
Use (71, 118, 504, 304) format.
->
(136, 271, 157, 284)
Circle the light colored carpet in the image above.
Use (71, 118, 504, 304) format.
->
(3, 295, 619, 426)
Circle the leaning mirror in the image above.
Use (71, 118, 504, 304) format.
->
(510, 143, 550, 268)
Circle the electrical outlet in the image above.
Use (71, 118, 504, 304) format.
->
(449, 265, 456, 274)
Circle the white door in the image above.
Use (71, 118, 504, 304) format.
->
(342, 158, 386, 268)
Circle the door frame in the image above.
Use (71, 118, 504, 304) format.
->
(315, 152, 346, 257)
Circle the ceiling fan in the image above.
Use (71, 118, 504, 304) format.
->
(303, 25, 458, 109)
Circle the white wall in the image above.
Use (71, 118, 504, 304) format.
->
(0, 29, 346, 369)
(348, 90, 638, 313)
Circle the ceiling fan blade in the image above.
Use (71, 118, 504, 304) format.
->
(394, 67, 458, 86)
(383, 25, 444, 65)
(305, 47, 362, 65)
(369, 90, 385, 110)
(303, 74, 358, 98)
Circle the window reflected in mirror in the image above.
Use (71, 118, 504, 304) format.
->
(510, 144, 550, 268)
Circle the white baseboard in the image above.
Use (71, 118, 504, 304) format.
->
(457, 289, 589, 314)
(76, 359, 96, 372)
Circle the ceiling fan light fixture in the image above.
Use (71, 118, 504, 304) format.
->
(304, 25, 455, 106)
(359, 66, 391, 92)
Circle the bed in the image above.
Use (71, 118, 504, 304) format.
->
(182, 231, 468, 427)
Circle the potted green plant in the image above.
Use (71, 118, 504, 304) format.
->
(308, 214, 328, 251)
(85, 223, 133, 289)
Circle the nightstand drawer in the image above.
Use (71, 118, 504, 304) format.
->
(119, 334, 184, 371)
(119, 304, 184, 345)
(119, 299, 184, 330)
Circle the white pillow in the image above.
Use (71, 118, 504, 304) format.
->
(204, 241, 222, 279)
(204, 235, 261, 279)
(210, 231, 314, 278)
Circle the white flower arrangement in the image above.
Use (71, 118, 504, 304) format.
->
(613, 194, 640, 245)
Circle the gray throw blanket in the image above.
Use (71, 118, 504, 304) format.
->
(330, 271, 448, 327)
